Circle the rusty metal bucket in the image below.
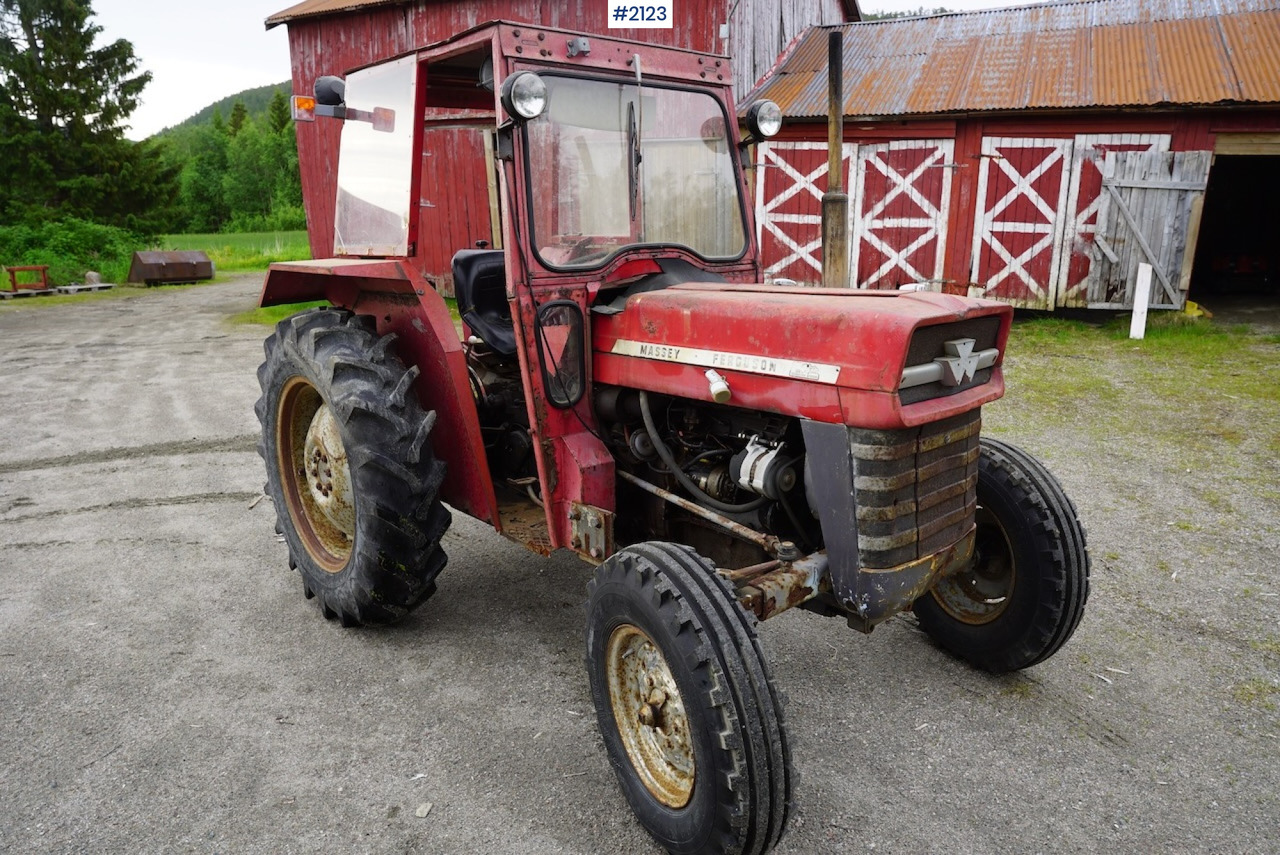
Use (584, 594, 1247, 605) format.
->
(128, 251, 215, 285)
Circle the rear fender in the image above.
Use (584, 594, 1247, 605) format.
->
(261, 260, 500, 527)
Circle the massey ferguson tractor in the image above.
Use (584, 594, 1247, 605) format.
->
(255, 21, 1089, 855)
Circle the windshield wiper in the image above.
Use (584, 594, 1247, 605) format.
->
(627, 101, 640, 222)
(629, 55, 643, 238)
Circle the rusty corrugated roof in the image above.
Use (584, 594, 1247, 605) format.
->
(267, 0, 863, 30)
(266, 0, 407, 29)
(747, 0, 1280, 118)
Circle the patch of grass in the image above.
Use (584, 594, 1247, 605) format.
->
(229, 300, 329, 326)
(997, 678, 1036, 699)
(160, 231, 311, 272)
(996, 309, 1280, 476)
(0, 281, 219, 313)
(1252, 637, 1280, 657)
(1232, 678, 1280, 711)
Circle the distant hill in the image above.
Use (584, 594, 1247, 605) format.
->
(154, 81, 293, 137)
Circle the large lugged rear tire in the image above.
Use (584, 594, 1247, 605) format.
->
(255, 307, 450, 626)
(585, 542, 792, 855)
(914, 438, 1089, 672)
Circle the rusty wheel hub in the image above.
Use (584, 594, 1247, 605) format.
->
(277, 378, 355, 571)
(302, 405, 356, 538)
(930, 507, 1014, 625)
(606, 624, 694, 808)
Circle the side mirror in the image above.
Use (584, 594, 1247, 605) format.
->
(295, 74, 394, 132)
(315, 75, 346, 106)
(535, 300, 586, 408)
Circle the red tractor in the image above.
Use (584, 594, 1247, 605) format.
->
(256, 21, 1088, 855)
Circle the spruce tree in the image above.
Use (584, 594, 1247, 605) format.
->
(0, 0, 178, 234)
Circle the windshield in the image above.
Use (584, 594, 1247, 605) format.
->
(525, 75, 746, 269)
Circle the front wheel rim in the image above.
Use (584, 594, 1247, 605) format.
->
(605, 624, 695, 808)
(276, 376, 355, 572)
(930, 507, 1015, 625)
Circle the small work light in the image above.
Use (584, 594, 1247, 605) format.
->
(745, 100, 783, 139)
(501, 72, 549, 121)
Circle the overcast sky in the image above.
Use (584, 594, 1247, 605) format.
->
(91, 0, 1031, 140)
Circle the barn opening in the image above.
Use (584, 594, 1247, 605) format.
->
(1189, 149, 1280, 304)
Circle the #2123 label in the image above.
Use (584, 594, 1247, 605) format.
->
(607, 2, 674, 28)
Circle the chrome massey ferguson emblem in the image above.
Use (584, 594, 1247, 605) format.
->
(937, 338, 981, 387)
(898, 337, 1001, 390)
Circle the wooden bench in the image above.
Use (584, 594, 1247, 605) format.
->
(5, 265, 50, 291)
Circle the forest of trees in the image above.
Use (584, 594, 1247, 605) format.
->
(158, 89, 305, 234)
(0, 0, 303, 244)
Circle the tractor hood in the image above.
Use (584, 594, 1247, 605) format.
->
(591, 282, 1013, 429)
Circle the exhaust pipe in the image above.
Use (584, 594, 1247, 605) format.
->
(821, 29, 849, 289)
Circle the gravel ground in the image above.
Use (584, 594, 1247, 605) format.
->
(1, 276, 1277, 854)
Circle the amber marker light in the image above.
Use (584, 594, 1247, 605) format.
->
(291, 95, 317, 122)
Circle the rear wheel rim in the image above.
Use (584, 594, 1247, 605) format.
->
(605, 624, 695, 809)
(930, 507, 1015, 625)
(276, 376, 355, 572)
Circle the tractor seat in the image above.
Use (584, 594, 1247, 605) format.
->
(452, 249, 516, 356)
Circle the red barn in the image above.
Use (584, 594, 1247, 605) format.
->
(266, 0, 860, 293)
(747, 0, 1280, 311)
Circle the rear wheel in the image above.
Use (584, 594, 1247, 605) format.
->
(256, 307, 450, 626)
(585, 543, 792, 855)
(914, 438, 1089, 672)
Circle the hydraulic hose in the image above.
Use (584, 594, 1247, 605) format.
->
(637, 391, 767, 515)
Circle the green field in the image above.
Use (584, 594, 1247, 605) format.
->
(159, 230, 311, 272)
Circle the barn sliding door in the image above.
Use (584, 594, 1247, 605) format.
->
(1056, 134, 1171, 308)
(755, 140, 856, 284)
(1087, 150, 1211, 310)
(851, 140, 954, 290)
(969, 137, 1074, 309)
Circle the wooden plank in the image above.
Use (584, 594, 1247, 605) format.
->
(1094, 232, 1120, 264)
(484, 130, 502, 251)
(1178, 188, 1206, 297)
(1213, 133, 1280, 155)
(1103, 179, 1208, 191)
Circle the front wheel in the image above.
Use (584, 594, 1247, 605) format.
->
(585, 543, 792, 855)
(914, 438, 1090, 672)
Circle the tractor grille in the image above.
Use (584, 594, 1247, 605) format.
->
(899, 317, 1002, 405)
(850, 409, 980, 569)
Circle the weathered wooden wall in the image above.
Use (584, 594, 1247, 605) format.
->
(754, 110, 1280, 311)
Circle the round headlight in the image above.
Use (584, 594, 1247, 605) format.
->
(501, 72, 548, 121)
(746, 100, 783, 139)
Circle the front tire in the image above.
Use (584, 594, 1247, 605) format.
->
(914, 438, 1089, 672)
(255, 307, 450, 626)
(585, 543, 792, 855)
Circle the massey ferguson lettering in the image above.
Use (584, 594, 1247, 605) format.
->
(638, 343, 682, 360)
(612, 339, 842, 384)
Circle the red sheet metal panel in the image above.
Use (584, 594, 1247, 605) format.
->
(747, 0, 1280, 120)
(591, 283, 1010, 429)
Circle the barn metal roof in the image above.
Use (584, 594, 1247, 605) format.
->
(747, 0, 1280, 119)
(266, 0, 864, 30)
(266, 0, 404, 29)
